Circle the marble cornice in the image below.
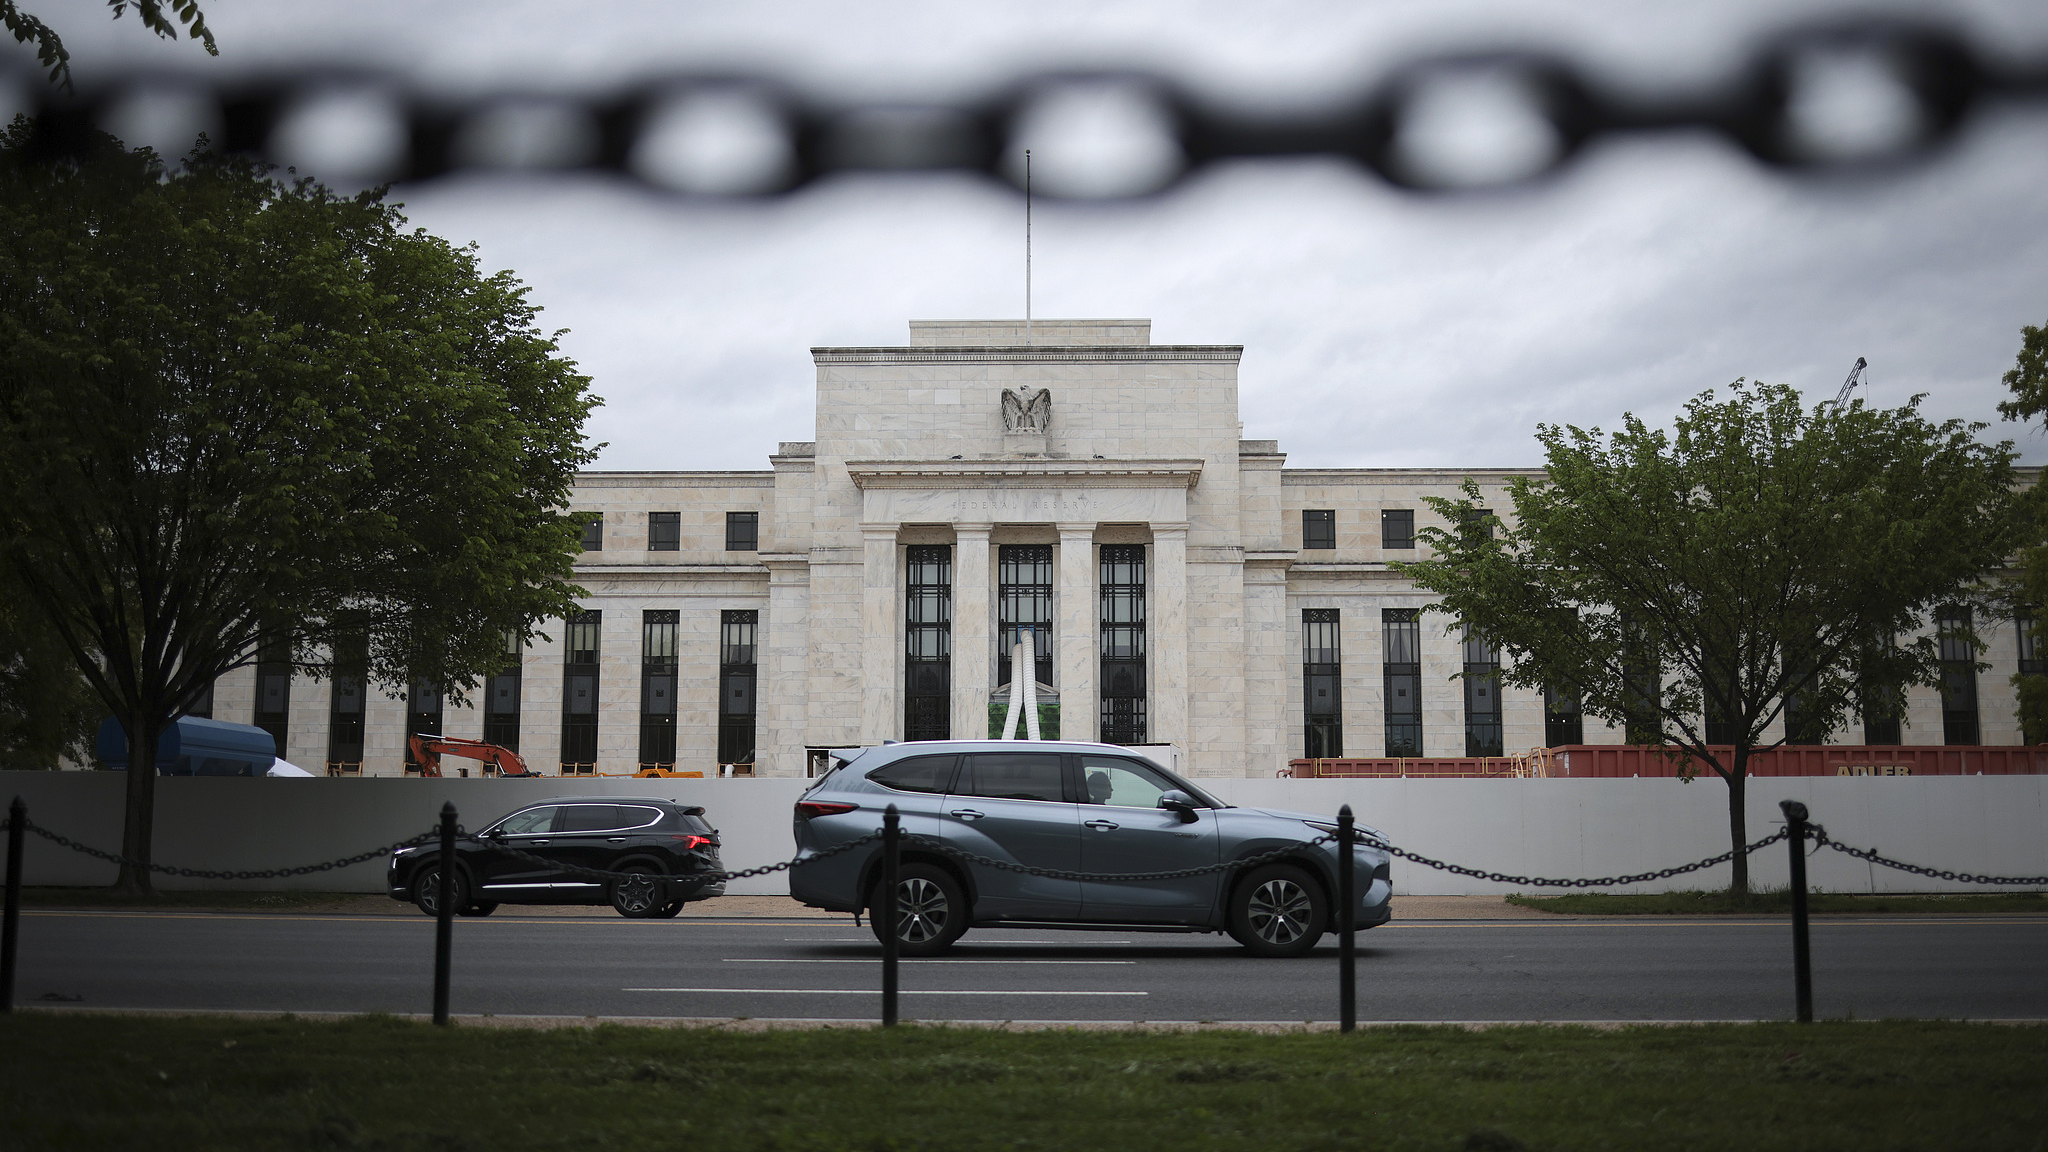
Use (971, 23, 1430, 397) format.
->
(572, 562, 767, 576)
(846, 458, 1204, 490)
(813, 345, 1242, 365)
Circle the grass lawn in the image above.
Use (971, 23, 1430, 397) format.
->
(3, 1015, 2044, 1151)
(1506, 890, 2048, 916)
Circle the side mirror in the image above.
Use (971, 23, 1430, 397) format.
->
(484, 828, 505, 840)
(1158, 790, 1199, 824)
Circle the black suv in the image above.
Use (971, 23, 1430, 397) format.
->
(387, 796, 726, 918)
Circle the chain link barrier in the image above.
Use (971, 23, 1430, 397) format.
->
(8, 15, 2048, 195)
(11, 812, 2042, 892)
(6, 815, 439, 881)
(1811, 830, 2048, 887)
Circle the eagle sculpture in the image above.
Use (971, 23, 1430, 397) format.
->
(1002, 387, 1052, 434)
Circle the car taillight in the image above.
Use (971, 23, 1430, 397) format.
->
(797, 801, 858, 819)
(669, 835, 714, 850)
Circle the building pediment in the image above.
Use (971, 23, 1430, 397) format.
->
(846, 459, 1204, 491)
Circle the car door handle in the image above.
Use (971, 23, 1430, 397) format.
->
(529, 839, 550, 846)
(948, 809, 985, 821)
(607, 837, 626, 843)
(1084, 820, 1120, 831)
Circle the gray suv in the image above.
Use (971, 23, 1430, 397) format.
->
(788, 740, 1391, 957)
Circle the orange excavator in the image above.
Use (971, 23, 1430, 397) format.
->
(408, 734, 541, 778)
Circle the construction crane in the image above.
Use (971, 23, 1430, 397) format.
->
(1833, 357, 1869, 407)
(407, 733, 540, 777)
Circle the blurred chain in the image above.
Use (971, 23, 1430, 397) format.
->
(7, 15, 2048, 196)
(1359, 830, 1789, 888)
(1812, 831, 2048, 886)
(12, 816, 439, 880)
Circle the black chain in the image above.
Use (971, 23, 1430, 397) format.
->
(11, 817, 440, 881)
(1355, 829, 1790, 889)
(1812, 832, 2048, 887)
(10, 16, 2047, 195)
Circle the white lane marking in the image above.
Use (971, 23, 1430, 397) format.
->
(726, 958, 1134, 965)
(624, 988, 1147, 996)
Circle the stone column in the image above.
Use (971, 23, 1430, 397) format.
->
(952, 523, 993, 741)
(1057, 523, 1098, 743)
(1150, 522, 1190, 760)
(860, 525, 900, 745)
(757, 556, 811, 777)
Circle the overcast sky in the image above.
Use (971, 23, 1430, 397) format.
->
(24, 0, 2048, 470)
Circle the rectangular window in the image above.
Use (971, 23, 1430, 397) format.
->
(326, 635, 367, 773)
(726, 511, 759, 552)
(1704, 696, 1738, 746)
(1622, 620, 1660, 745)
(1781, 648, 1822, 745)
(561, 610, 600, 773)
(1100, 545, 1147, 744)
(1383, 608, 1421, 757)
(1860, 639, 1902, 745)
(718, 610, 758, 765)
(1460, 507, 1496, 546)
(1462, 624, 1502, 757)
(580, 514, 603, 552)
(1303, 609, 1342, 758)
(2020, 615, 2046, 676)
(1381, 509, 1415, 550)
(904, 546, 952, 741)
(403, 680, 443, 773)
(1938, 606, 1979, 745)
(647, 511, 681, 551)
(1543, 684, 1583, 746)
(1302, 509, 1336, 550)
(484, 629, 522, 752)
(998, 544, 1053, 690)
(253, 638, 291, 761)
(639, 610, 679, 769)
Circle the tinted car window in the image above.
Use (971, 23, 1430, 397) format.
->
(1079, 756, 1179, 808)
(558, 804, 624, 832)
(869, 754, 959, 794)
(955, 752, 1065, 802)
(497, 806, 558, 835)
(616, 805, 664, 829)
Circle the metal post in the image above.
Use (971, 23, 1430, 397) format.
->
(1337, 804, 1355, 1033)
(2, 797, 24, 1014)
(1780, 799, 1813, 1024)
(881, 805, 900, 1028)
(433, 801, 456, 1027)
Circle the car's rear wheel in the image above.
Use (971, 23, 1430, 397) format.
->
(412, 864, 469, 918)
(867, 863, 969, 956)
(1227, 863, 1327, 957)
(610, 870, 667, 918)
(652, 899, 685, 918)
(458, 901, 499, 917)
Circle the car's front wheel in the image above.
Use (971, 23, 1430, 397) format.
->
(411, 864, 469, 918)
(610, 870, 668, 918)
(1227, 863, 1328, 957)
(867, 863, 969, 956)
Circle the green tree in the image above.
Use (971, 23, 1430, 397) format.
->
(1396, 382, 2016, 894)
(0, 565, 100, 768)
(1996, 318, 2048, 742)
(5, 0, 215, 88)
(0, 121, 598, 892)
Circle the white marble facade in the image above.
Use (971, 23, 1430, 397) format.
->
(300, 318, 2028, 777)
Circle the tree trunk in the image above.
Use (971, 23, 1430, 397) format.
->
(114, 709, 158, 896)
(1724, 764, 1748, 897)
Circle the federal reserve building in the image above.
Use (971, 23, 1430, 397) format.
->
(200, 318, 2029, 778)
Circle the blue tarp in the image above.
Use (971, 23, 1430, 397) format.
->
(96, 716, 278, 776)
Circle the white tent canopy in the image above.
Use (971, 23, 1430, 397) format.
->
(265, 759, 317, 778)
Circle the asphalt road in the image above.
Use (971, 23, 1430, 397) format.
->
(13, 910, 2048, 1023)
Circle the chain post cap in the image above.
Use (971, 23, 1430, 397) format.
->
(1780, 799, 1810, 822)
